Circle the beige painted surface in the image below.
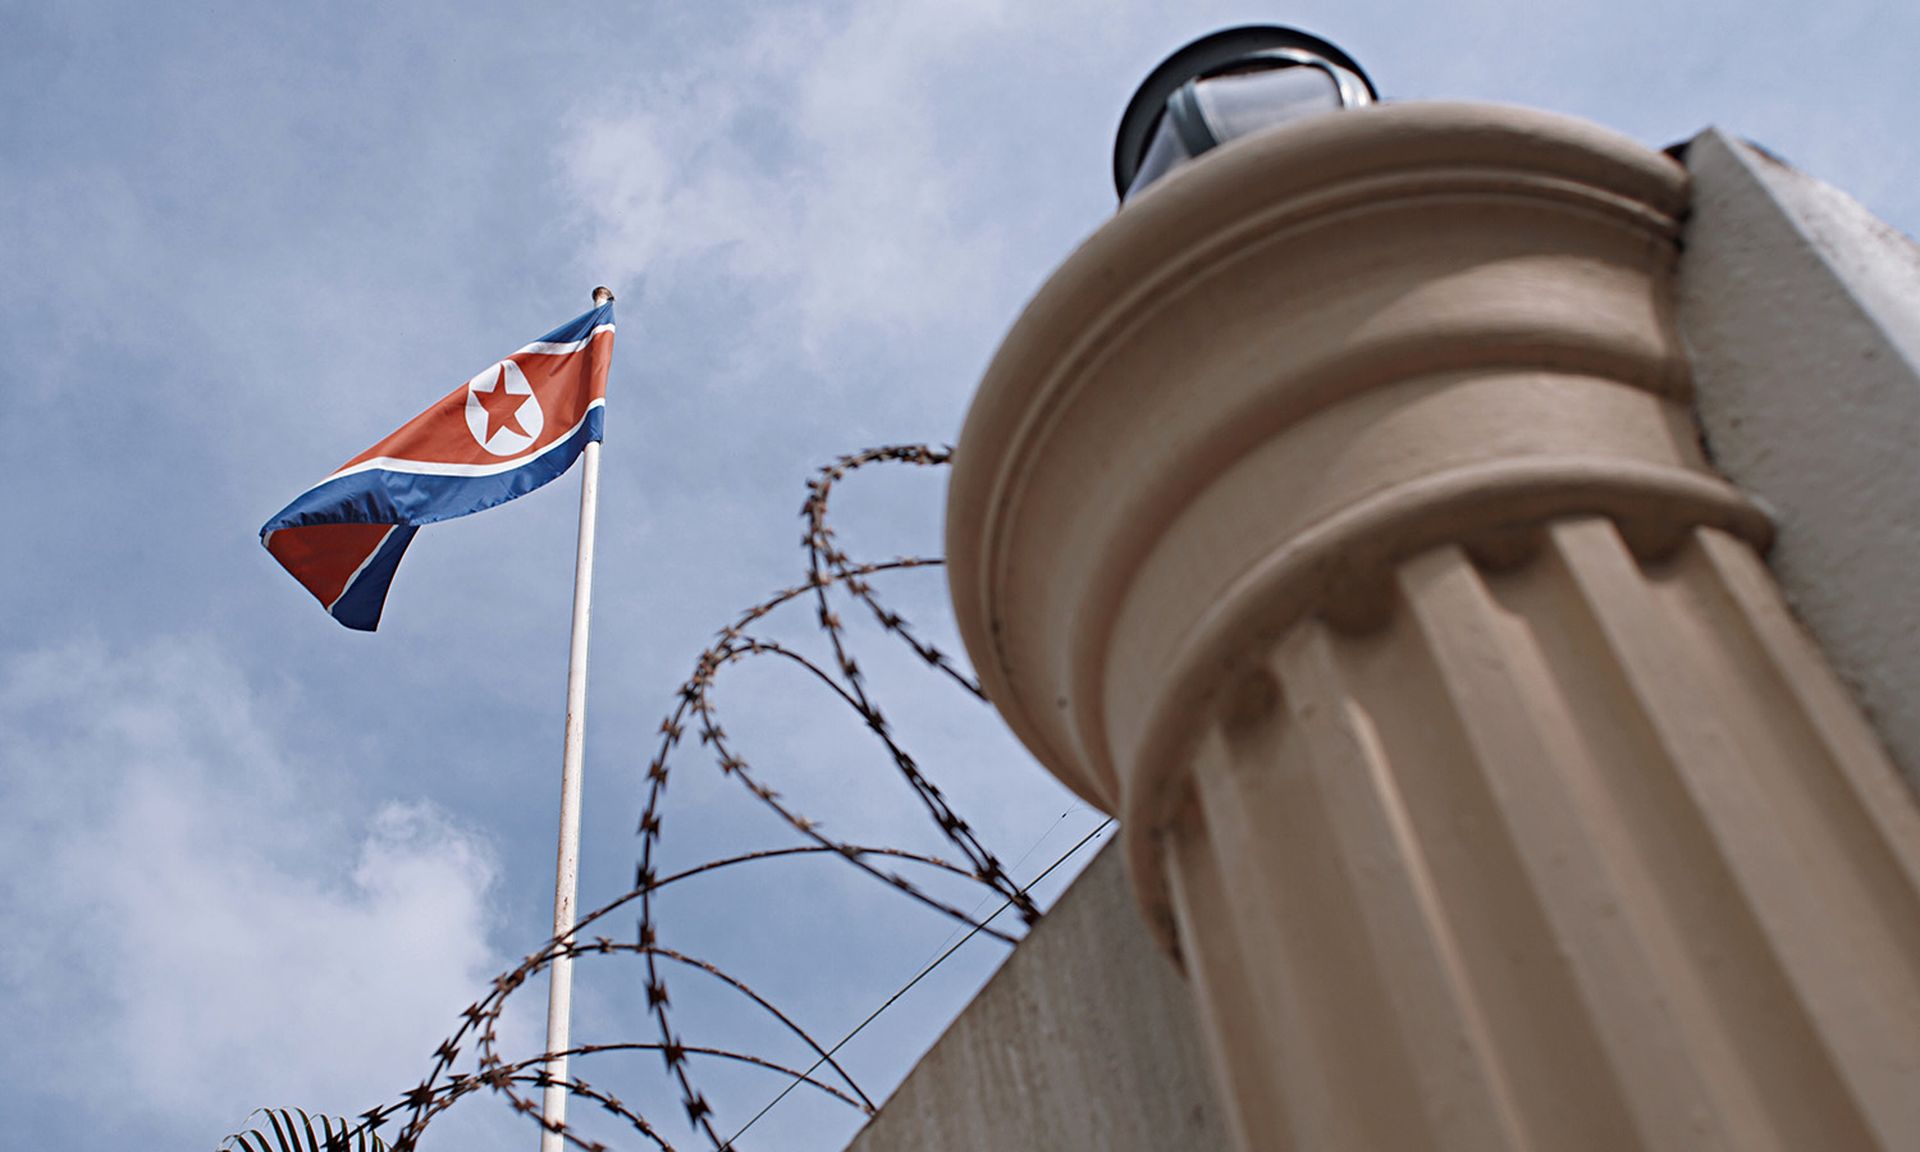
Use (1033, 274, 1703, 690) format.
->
(1678, 128, 1920, 792)
(1168, 523, 1920, 1150)
(843, 840, 1226, 1152)
(942, 101, 1920, 1151)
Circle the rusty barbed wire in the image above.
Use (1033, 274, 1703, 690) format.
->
(328, 445, 1067, 1152)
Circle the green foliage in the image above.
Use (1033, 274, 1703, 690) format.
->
(218, 1108, 390, 1152)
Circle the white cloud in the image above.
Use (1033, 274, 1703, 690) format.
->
(558, 0, 1112, 369)
(0, 637, 505, 1141)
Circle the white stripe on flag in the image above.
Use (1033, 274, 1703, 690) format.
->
(513, 322, 616, 358)
(325, 399, 605, 482)
(325, 524, 398, 614)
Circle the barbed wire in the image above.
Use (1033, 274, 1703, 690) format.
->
(327, 445, 1072, 1152)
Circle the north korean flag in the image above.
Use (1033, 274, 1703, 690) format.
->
(261, 302, 614, 630)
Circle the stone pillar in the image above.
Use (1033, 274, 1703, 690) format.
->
(946, 102, 1920, 1151)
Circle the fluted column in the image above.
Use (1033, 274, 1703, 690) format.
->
(946, 102, 1920, 1150)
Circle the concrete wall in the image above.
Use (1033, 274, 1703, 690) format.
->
(843, 841, 1226, 1152)
(1677, 128, 1920, 791)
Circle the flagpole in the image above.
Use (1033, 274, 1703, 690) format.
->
(539, 286, 613, 1151)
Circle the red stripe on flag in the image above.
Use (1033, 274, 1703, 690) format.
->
(265, 523, 393, 607)
(336, 330, 612, 473)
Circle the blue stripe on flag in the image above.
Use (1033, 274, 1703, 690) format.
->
(262, 407, 603, 534)
(532, 302, 615, 347)
(329, 525, 420, 631)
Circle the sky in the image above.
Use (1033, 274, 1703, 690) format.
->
(2, 0, 1916, 1148)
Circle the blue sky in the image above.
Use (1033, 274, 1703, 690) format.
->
(2, 1, 1915, 1148)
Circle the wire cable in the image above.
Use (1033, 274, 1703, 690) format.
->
(719, 817, 1116, 1149)
(912, 804, 1086, 972)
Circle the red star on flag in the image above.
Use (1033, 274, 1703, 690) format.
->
(474, 364, 531, 442)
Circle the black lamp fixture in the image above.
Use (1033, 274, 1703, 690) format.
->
(1114, 25, 1378, 202)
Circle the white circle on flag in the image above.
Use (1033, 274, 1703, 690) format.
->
(464, 359, 544, 456)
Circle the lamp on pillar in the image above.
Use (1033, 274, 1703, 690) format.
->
(1114, 25, 1376, 202)
(947, 26, 1920, 1152)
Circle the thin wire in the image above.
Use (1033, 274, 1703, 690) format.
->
(912, 804, 1085, 972)
(720, 817, 1116, 1150)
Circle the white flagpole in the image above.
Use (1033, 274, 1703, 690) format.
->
(539, 286, 613, 1151)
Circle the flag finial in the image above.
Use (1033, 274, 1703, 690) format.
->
(592, 286, 614, 305)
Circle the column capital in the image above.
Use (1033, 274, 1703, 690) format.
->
(947, 101, 1768, 939)
(947, 98, 1920, 1152)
